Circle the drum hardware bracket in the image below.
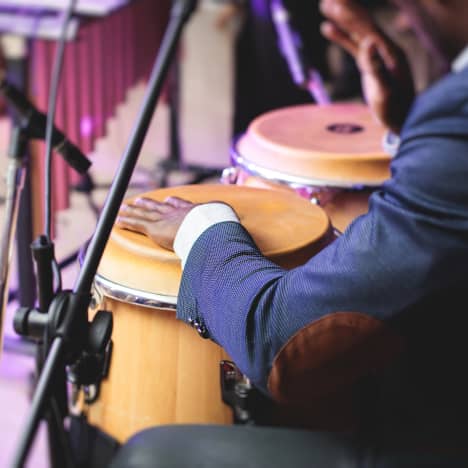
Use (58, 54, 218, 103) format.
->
(220, 360, 273, 425)
(14, 299, 113, 398)
(67, 313, 114, 405)
(90, 282, 104, 310)
(13, 291, 113, 466)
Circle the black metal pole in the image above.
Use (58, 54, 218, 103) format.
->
(168, 57, 182, 167)
(11, 2, 198, 466)
(6, 53, 36, 308)
(12, 338, 65, 468)
(155, 58, 183, 188)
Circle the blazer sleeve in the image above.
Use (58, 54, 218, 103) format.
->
(176, 74, 468, 400)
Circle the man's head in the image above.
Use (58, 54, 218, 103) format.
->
(390, 0, 468, 69)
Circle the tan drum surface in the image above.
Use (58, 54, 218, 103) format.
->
(237, 175, 372, 233)
(87, 185, 331, 442)
(98, 184, 332, 296)
(237, 103, 391, 186)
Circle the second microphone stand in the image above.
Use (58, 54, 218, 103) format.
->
(152, 20, 220, 188)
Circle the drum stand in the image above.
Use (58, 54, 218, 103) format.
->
(152, 34, 220, 188)
(11, 1, 199, 466)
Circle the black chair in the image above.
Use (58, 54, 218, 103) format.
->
(109, 424, 468, 468)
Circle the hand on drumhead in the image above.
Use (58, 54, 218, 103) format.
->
(116, 196, 196, 250)
(319, 0, 414, 134)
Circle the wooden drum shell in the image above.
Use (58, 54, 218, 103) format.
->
(86, 299, 231, 443)
(86, 185, 332, 442)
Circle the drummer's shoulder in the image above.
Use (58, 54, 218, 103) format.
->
(402, 68, 468, 134)
(419, 66, 468, 106)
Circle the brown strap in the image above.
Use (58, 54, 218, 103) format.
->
(268, 312, 405, 404)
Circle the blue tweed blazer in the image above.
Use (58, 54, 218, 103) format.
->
(177, 67, 468, 446)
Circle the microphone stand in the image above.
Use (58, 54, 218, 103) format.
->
(0, 127, 28, 355)
(153, 9, 220, 188)
(0, 107, 91, 355)
(11, 1, 198, 466)
(0, 102, 91, 468)
(0, 75, 93, 315)
(2, 38, 38, 312)
(0, 127, 88, 467)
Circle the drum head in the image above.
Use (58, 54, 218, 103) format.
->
(97, 185, 331, 299)
(236, 103, 391, 187)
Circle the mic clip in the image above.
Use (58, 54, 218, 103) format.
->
(1, 78, 92, 174)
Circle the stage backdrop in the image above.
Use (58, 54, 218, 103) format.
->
(28, 0, 171, 235)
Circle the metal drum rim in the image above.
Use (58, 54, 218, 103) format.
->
(230, 136, 383, 189)
(94, 273, 177, 311)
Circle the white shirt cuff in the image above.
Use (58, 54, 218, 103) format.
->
(173, 202, 240, 268)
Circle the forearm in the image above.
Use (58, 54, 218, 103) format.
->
(176, 213, 407, 397)
(177, 222, 286, 375)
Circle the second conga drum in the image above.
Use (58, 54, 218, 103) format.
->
(86, 185, 331, 442)
(226, 103, 392, 232)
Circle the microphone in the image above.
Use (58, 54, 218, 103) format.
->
(0, 78, 92, 174)
(270, 0, 330, 105)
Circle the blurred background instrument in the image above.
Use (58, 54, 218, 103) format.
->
(224, 102, 391, 232)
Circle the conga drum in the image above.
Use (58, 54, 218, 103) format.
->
(224, 103, 392, 232)
(86, 184, 332, 442)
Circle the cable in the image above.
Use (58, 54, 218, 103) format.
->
(44, 0, 78, 240)
(43, 0, 78, 292)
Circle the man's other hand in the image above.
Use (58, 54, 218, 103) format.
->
(320, 0, 414, 134)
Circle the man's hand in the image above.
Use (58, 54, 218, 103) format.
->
(320, 0, 414, 134)
(116, 196, 196, 251)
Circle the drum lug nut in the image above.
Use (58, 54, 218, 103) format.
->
(90, 283, 104, 309)
(220, 166, 240, 185)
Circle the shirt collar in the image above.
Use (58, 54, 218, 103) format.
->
(452, 44, 468, 72)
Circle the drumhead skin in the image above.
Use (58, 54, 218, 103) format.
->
(236, 103, 391, 187)
(96, 185, 331, 303)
